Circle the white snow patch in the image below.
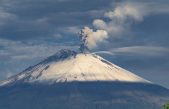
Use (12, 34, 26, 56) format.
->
(0, 53, 150, 86)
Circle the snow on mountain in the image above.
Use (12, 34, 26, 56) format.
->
(0, 49, 149, 86)
(0, 49, 169, 109)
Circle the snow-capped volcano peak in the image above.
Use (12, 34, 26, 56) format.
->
(0, 49, 149, 86)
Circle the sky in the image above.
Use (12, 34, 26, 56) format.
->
(0, 0, 169, 88)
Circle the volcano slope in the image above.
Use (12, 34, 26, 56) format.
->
(0, 49, 169, 109)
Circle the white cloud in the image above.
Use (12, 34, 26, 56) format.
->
(112, 46, 169, 56)
(95, 46, 169, 57)
(93, 2, 146, 38)
(56, 26, 80, 35)
(137, 2, 169, 15)
(90, 1, 169, 50)
(0, 8, 17, 26)
(66, 26, 80, 34)
(104, 3, 145, 21)
(0, 38, 77, 61)
(93, 19, 107, 29)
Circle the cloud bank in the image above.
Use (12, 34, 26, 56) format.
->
(94, 46, 169, 57)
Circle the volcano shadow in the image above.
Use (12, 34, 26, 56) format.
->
(0, 81, 169, 109)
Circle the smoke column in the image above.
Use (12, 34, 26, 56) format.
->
(79, 2, 145, 52)
(79, 27, 108, 52)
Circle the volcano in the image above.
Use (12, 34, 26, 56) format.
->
(0, 49, 169, 109)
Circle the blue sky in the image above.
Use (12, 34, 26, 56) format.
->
(0, 0, 169, 88)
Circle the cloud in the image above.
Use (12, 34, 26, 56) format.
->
(95, 46, 169, 57)
(0, 0, 107, 41)
(92, 1, 169, 40)
(112, 46, 169, 56)
(93, 2, 147, 38)
(0, 8, 17, 26)
(104, 3, 145, 21)
(137, 1, 169, 14)
(0, 38, 77, 61)
(57, 26, 81, 34)
(0, 0, 169, 41)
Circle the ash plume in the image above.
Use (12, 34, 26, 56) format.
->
(93, 2, 146, 37)
(79, 26, 108, 52)
(79, 2, 146, 52)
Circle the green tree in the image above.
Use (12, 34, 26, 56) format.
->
(163, 102, 169, 109)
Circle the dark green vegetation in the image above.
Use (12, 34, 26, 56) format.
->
(163, 102, 169, 109)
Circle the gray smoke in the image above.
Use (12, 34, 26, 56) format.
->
(79, 2, 146, 52)
(79, 26, 108, 52)
(93, 2, 146, 37)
